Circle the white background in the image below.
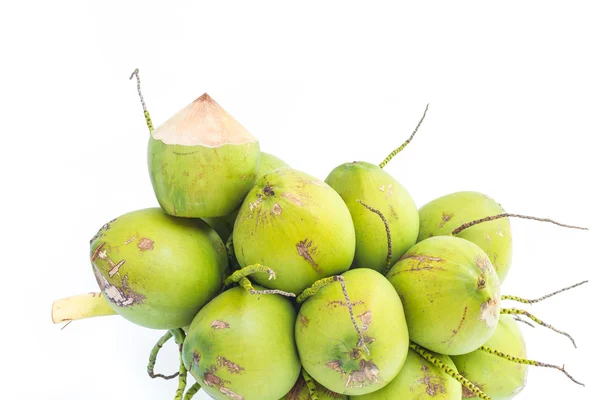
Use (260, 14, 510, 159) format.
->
(1, 1, 599, 399)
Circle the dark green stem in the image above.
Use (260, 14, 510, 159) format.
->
(148, 331, 179, 380)
(183, 383, 201, 400)
(502, 280, 588, 304)
(500, 308, 576, 348)
(169, 328, 188, 400)
(129, 68, 153, 132)
(378, 104, 429, 168)
(302, 369, 319, 400)
(224, 264, 275, 286)
(452, 213, 588, 236)
(409, 342, 491, 400)
(478, 346, 584, 386)
(357, 199, 392, 274)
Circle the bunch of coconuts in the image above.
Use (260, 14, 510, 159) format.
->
(51, 69, 590, 400)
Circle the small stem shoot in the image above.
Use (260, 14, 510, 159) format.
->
(239, 277, 296, 297)
(501, 308, 576, 348)
(224, 264, 275, 286)
(183, 383, 201, 400)
(409, 342, 491, 400)
(502, 280, 588, 304)
(452, 213, 588, 236)
(512, 315, 535, 328)
(148, 331, 179, 380)
(478, 346, 584, 386)
(378, 104, 429, 169)
(129, 68, 154, 132)
(357, 199, 392, 275)
(302, 369, 319, 400)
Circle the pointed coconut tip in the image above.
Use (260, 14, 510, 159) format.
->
(152, 92, 258, 147)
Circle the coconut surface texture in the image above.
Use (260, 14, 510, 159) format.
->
(183, 286, 301, 400)
(452, 315, 528, 400)
(418, 191, 512, 283)
(148, 93, 260, 218)
(204, 151, 288, 242)
(296, 268, 410, 396)
(233, 168, 356, 294)
(89, 208, 228, 329)
(325, 161, 419, 273)
(280, 372, 348, 400)
(387, 236, 501, 355)
(351, 348, 461, 400)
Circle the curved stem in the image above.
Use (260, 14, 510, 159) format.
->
(224, 264, 275, 286)
(129, 68, 154, 132)
(238, 277, 296, 297)
(501, 308, 576, 348)
(378, 104, 429, 168)
(357, 199, 392, 274)
(183, 383, 201, 400)
(302, 369, 319, 400)
(502, 280, 588, 304)
(51, 292, 117, 323)
(452, 213, 588, 236)
(148, 331, 179, 380)
(478, 346, 584, 386)
(409, 342, 491, 400)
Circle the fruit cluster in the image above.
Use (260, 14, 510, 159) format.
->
(52, 70, 587, 400)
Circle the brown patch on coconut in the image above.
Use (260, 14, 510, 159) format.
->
(440, 212, 454, 228)
(346, 359, 381, 388)
(90, 242, 106, 261)
(93, 266, 145, 307)
(281, 192, 304, 206)
(192, 350, 201, 366)
(211, 320, 230, 329)
(296, 239, 322, 273)
(359, 311, 372, 332)
(480, 293, 500, 328)
(137, 238, 154, 251)
(400, 253, 445, 263)
(272, 203, 282, 215)
(217, 356, 245, 374)
(326, 360, 343, 373)
(444, 306, 468, 345)
(475, 255, 493, 273)
(326, 300, 364, 309)
(263, 185, 275, 196)
(462, 383, 480, 398)
(417, 357, 447, 396)
(108, 259, 126, 278)
(219, 387, 244, 400)
(299, 314, 309, 328)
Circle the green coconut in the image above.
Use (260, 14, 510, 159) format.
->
(182, 286, 301, 400)
(233, 168, 356, 294)
(148, 93, 260, 218)
(295, 268, 409, 396)
(452, 315, 528, 399)
(418, 191, 512, 283)
(204, 151, 288, 242)
(89, 208, 228, 329)
(325, 161, 419, 273)
(281, 372, 348, 400)
(387, 236, 501, 355)
(351, 349, 462, 400)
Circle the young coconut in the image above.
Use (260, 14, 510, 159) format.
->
(233, 167, 356, 295)
(451, 315, 528, 400)
(350, 348, 462, 400)
(281, 370, 348, 400)
(182, 285, 301, 400)
(89, 207, 228, 329)
(387, 236, 501, 355)
(204, 151, 289, 242)
(295, 268, 410, 396)
(130, 69, 260, 218)
(324, 106, 428, 274)
(418, 191, 587, 283)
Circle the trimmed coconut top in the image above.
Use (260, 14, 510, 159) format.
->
(151, 93, 257, 147)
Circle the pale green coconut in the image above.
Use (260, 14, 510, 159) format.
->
(183, 286, 301, 400)
(296, 268, 409, 396)
(351, 349, 461, 400)
(90, 208, 228, 329)
(325, 161, 419, 273)
(148, 93, 260, 218)
(418, 191, 512, 283)
(204, 151, 288, 242)
(387, 236, 501, 355)
(452, 315, 528, 399)
(233, 168, 356, 294)
(280, 372, 348, 400)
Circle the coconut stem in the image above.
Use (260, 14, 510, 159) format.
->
(51, 292, 117, 324)
(512, 315, 535, 328)
(452, 213, 588, 236)
(147, 331, 179, 380)
(357, 199, 393, 275)
(129, 68, 154, 132)
(378, 104, 429, 169)
(501, 308, 576, 348)
(224, 264, 276, 286)
(502, 280, 588, 304)
(239, 276, 296, 297)
(478, 346, 584, 386)
(409, 342, 491, 400)
(183, 383, 201, 400)
(302, 369, 319, 400)
(297, 276, 338, 303)
(169, 328, 188, 400)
